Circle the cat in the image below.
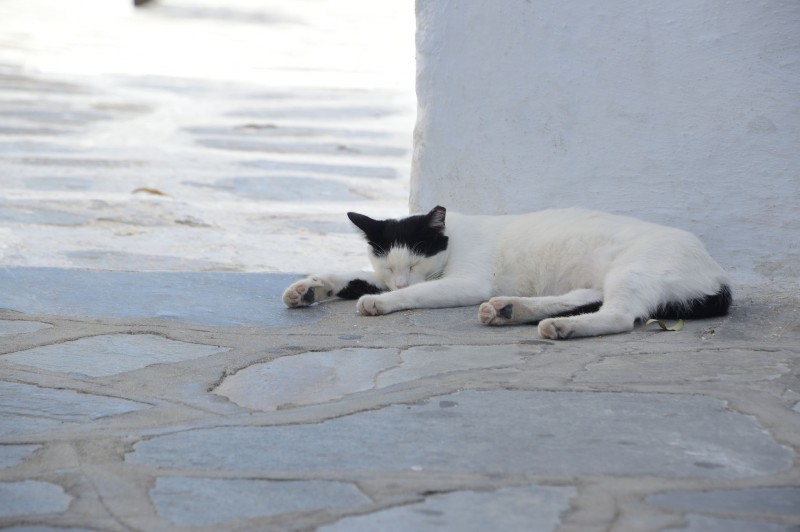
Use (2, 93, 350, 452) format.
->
(283, 206, 731, 339)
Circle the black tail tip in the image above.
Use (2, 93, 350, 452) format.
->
(657, 284, 732, 320)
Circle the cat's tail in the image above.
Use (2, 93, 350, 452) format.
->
(653, 284, 732, 320)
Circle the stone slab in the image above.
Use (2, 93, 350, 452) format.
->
(409, 306, 480, 330)
(128, 391, 792, 478)
(207, 175, 363, 202)
(0, 381, 148, 439)
(320, 485, 576, 532)
(0, 445, 40, 469)
(0, 320, 51, 337)
(215, 345, 533, 411)
(0, 268, 327, 328)
(5, 334, 229, 377)
(150, 477, 370, 526)
(665, 515, 797, 532)
(23, 177, 93, 191)
(0, 481, 71, 517)
(648, 487, 800, 516)
(242, 159, 397, 179)
(0, 206, 87, 226)
(197, 138, 406, 158)
(2, 528, 94, 532)
(575, 349, 796, 384)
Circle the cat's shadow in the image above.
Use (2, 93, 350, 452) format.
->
(408, 306, 491, 330)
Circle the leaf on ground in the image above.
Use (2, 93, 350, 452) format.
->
(132, 187, 169, 197)
(645, 318, 685, 332)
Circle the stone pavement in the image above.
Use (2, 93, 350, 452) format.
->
(1, 274, 799, 531)
(1, 1, 800, 531)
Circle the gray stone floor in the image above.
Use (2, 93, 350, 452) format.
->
(1, 1, 799, 531)
(1, 272, 799, 531)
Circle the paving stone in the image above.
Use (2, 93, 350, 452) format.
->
(575, 349, 796, 384)
(207, 176, 363, 202)
(0, 141, 74, 154)
(287, 220, 358, 234)
(242, 159, 397, 179)
(0, 206, 87, 226)
(0, 108, 111, 125)
(23, 177, 93, 191)
(216, 348, 399, 411)
(0, 269, 327, 328)
(648, 487, 800, 516)
(13, 157, 147, 168)
(320, 485, 575, 532)
(215, 345, 532, 411)
(128, 391, 792, 478)
(373, 345, 536, 389)
(0, 126, 70, 136)
(0, 71, 86, 94)
(0, 320, 51, 337)
(0, 381, 148, 439)
(3, 526, 97, 532)
(664, 515, 797, 532)
(197, 138, 407, 158)
(228, 105, 404, 120)
(150, 477, 370, 526)
(0, 445, 40, 468)
(5, 334, 229, 378)
(409, 306, 483, 330)
(63, 250, 237, 271)
(0, 480, 71, 517)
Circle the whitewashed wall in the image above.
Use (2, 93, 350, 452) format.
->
(411, 0, 800, 287)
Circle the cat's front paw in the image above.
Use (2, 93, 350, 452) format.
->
(538, 318, 573, 340)
(478, 298, 514, 325)
(283, 277, 327, 308)
(357, 294, 387, 316)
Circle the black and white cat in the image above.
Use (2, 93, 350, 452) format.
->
(283, 206, 731, 339)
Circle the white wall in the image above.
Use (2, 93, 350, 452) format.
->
(411, 0, 800, 287)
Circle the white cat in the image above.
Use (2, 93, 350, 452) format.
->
(283, 206, 731, 339)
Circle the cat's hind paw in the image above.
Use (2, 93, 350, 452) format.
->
(538, 318, 573, 340)
(283, 277, 328, 308)
(478, 298, 515, 325)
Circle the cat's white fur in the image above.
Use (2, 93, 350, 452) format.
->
(283, 208, 729, 339)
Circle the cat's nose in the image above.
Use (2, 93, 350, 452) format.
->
(395, 276, 409, 289)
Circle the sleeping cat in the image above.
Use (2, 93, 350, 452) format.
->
(283, 206, 731, 339)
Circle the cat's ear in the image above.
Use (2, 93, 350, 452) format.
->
(347, 212, 382, 237)
(427, 205, 446, 232)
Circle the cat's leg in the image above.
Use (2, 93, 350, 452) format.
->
(537, 268, 655, 339)
(283, 271, 385, 308)
(537, 308, 637, 339)
(357, 277, 489, 316)
(479, 289, 603, 325)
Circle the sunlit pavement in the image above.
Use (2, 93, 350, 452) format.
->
(0, 0, 414, 273)
(1, 2, 800, 531)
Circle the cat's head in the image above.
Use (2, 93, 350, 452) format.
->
(347, 206, 449, 291)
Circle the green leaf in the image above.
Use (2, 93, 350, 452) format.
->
(645, 318, 685, 332)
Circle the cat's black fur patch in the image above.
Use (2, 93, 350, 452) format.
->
(541, 286, 731, 322)
(348, 206, 449, 258)
(498, 304, 515, 320)
(336, 279, 384, 300)
(302, 287, 316, 303)
(550, 301, 604, 319)
(655, 284, 732, 320)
